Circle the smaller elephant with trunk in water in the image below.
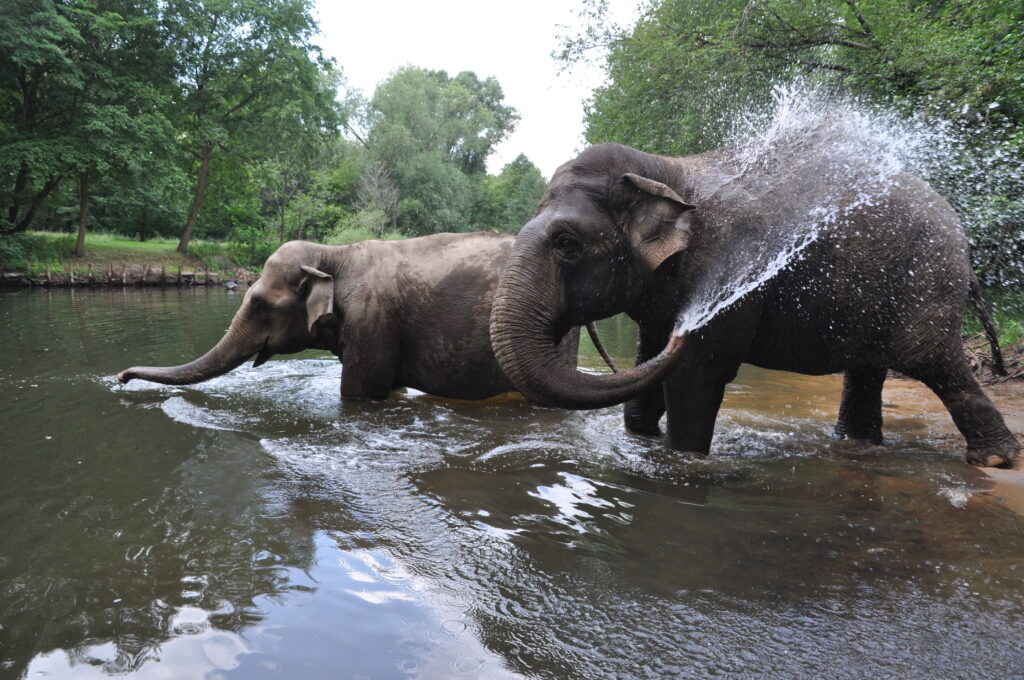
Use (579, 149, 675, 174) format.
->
(489, 140, 1019, 467)
(119, 232, 616, 400)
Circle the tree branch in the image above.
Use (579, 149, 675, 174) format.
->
(843, 0, 875, 40)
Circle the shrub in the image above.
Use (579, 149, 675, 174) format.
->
(0, 232, 75, 269)
(324, 209, 403, 245)
(226, 224, 280, 268)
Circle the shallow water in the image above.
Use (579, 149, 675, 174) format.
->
(2, 287, 1023, 679)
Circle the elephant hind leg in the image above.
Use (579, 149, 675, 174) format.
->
(835, 366, 887, 444)
(902, 359, 1019, 467)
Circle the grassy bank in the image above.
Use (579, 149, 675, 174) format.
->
(0, 227, 407, 286)
(0, 231, 240, 274)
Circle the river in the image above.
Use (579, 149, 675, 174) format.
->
(2, 287, 1023, 679)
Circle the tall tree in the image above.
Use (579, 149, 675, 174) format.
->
(1, 0, 175, 242)
(65, 0, 173, 255)
(364, 67, 518, 234)
(564, 0, 1024, 155)
(0, 0, 82, 232)
(163, 0, 342, 253)
(475, 154, 547, 233)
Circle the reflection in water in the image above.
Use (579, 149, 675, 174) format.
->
(1, 288, 1023, 679)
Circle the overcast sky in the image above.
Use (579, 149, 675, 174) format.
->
(313, 0, 641, 178)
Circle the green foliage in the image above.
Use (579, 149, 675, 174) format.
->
(475, 154, 547, 233)
(0, 231, 75, 269)
(394, 153, 478, 235)
(368, 67, 519, 175)
(363, 67, 520, 236)
(225, 224, 280, 268)
(562, 0, 1024, 284)
(186, 240, 230, 266)
(1, 3, 539, 253)
(324, 209, 404, 245)
(569, 0, 1024, 155)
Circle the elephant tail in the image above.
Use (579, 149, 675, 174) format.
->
(586, 322, 619, 373)
(968, 272, 1007, 377)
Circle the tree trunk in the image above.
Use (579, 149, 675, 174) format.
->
(13, 174, 62, 232)
(178, 141, 214, 254)
(279, 202, 286, 241)
(75, 172, 89, 258)
(6, 164, 28, 226)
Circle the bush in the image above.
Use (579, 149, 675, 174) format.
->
(188, 240, 230, 268)
(324, 209, 403, 245)
(226, 224, 280, 268)
(0, 232, 75, 269)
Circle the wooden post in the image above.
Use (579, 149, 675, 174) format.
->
(87, 263, 93, 284)
(177, 266, 182, 286)
(45, 263, 52, 284)
(122, 263, 127, 285)
(160, 265, 166, 284)
(204, 265, 209, 285)
(142, 264, 151, 285)
(69, 266, 74, 286)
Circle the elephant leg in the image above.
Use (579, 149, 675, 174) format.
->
(624, 326, 668, 436)
(662, 360, 740, 455)
(834, 366, 887, 443)
(903, 359, 1019, 466)
(340, 344, 398, 400)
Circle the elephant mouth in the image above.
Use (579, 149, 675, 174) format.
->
(252, 337, 273, 367)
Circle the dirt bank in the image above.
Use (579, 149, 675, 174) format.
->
(0, 262, 256, 287)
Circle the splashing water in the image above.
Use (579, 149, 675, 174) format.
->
(672, 81, 961, 337)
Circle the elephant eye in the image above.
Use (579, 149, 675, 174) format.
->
(554, 232, 583, 260)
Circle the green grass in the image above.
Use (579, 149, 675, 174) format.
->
(1, 231, 238, 270)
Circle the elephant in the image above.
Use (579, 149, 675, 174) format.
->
(118, 232, 617, 400)
(490, 141, 1020, 467)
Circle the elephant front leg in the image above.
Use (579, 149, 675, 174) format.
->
(340, 343, 398, 400)
(834, 366, 887, 444)
(662, 362, 738, 455)
(624, 326, 668, 436)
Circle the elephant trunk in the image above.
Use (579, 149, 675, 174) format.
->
(490, 243, 685, 410)
(118, 319, 262, 385)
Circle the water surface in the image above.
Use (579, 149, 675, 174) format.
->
(2, 288, 1023, 679)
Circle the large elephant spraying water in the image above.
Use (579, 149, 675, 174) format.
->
(119, 232, 615, 400)
(489, 140, 1019, 467)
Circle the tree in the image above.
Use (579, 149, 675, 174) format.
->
(162, 0, 343, 253)
(368, 67, 519, 174)
(561, 0, 1024, 284)
(356, 161, 398, 234)
(1, 0, 83, 233)
(362, 67, 518, 235)
(564, 0, 1024, 154)
(476, 154, 547, 233)
(64, 0, 173, 256)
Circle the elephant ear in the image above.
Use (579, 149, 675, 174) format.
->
(621, 172, 697, 272)
(300, 265, 335, 332)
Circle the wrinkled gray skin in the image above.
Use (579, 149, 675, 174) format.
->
(119, 232, 591, 401)
(490, 142, 1019, 467)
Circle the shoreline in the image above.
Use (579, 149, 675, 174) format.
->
(0, 262, 256, 288)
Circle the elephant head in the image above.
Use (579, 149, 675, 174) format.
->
(490, 143, 694, 409)
(118, 241, 336, 385)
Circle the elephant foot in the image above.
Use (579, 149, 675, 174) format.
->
(965, 438, 1020, 468)
(627, 423, 662, 438)
(833, 424, 883, 445)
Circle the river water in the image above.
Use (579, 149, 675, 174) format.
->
(2, 287, 1023, 679)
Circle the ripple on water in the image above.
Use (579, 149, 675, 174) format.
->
(97, 353, 1024, 679)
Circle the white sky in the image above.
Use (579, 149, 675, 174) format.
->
(313, 0, 641, 178)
